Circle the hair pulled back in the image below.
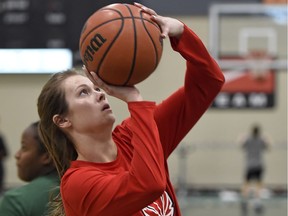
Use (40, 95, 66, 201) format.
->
(37, 70, 78, 177)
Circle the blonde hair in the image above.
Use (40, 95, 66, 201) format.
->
(38, 70, 80, 215)
(46, 190, 66, 216)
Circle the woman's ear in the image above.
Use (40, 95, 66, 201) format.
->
(53, 114, 71, 129)
(40, 153, 53, 165)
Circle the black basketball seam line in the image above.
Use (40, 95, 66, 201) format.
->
(80, 17, 159, 49)
(97, 10, 125, 84)
(140, 12, 160, 71)
(79, 8, 123, 49)
(102, 5, 160, 30)
(122, 4, 137, 86)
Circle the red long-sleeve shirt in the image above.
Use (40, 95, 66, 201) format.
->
(61, 25, 225, 216)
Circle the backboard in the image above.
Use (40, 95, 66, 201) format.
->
(208, 3, 287, 109)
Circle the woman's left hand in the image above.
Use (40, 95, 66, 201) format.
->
(83, 66, 143, 103)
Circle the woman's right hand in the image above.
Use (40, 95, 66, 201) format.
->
(134, 2, 184, 39)
(84, 67, 143, 103)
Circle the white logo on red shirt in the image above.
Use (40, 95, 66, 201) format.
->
(141, 191, 174, 216)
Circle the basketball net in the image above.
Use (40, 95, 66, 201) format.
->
(245, 50, 272, 82)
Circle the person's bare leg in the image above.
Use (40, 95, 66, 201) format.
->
(241, 182, 250, 215)
(253, 181, 264, 214)
(242, 182, 250, 198)
(255, 181, 263, 198)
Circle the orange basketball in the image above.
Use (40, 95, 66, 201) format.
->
(79, 3, 163, 86)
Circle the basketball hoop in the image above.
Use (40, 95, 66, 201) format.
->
(245, 50, 273, 82)
(263, 0, 287, 4)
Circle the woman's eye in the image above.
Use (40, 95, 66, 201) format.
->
(20, 145, 27, 151)
(80, 89, 89, 95)
(95, 87, 101, 92)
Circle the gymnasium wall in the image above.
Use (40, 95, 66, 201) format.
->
(0, 16, 286, 190)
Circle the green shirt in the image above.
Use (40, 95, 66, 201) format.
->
(0, 172, 59, 216)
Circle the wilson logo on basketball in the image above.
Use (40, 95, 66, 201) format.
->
(141, 191, 174, 216)
(83, 33, 107, 65)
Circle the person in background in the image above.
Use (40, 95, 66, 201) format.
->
(239, 124, 271, 214)
(0, 121, 59, 216)
(37, 3, 224, 216)
(0, 119, 9, 194)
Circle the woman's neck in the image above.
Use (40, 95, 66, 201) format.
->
(75, 133, 117, 163)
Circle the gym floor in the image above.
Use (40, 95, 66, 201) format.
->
(179, 193, 287, 216)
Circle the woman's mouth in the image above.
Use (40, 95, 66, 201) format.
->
(102, 104, 110, 111)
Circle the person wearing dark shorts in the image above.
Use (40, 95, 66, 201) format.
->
(246, 167, 263, 182)
(239, 124, 270, 213)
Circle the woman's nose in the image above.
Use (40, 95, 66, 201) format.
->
(14, 150, 20, 159)
(97, 91, 105, 101)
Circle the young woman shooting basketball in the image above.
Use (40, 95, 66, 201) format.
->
(37, 3, 225, 216)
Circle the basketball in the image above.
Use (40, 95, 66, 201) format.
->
(79, 3, 163, 86)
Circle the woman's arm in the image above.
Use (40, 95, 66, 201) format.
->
(154, 25, 225, 158)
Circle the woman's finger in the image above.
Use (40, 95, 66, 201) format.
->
(134, 2, 157, 16)
(82, 65, 96, 84)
